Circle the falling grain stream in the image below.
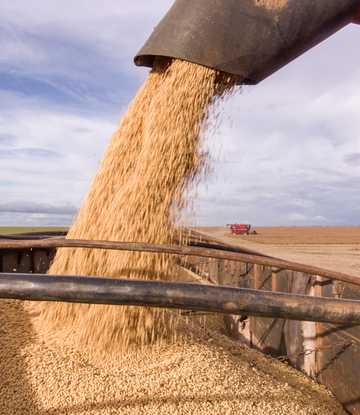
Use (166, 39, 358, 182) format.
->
(0, 56, 347, 413)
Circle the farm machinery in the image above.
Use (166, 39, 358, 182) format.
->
(227, 223, 257, 235)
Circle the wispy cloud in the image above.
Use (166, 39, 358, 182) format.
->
(344, 152, 360, 166)
(286, 213, 345, 224)
(0, 201, 77, 215)
(0, 212, 75, 227)
(1, 1, 360, 226)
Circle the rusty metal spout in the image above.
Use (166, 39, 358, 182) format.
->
(134, 0, 360, 85)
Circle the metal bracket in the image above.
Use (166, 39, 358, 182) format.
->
(332, 280, 344, 299)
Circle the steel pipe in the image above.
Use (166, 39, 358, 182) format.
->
(1, 238, 360, 287)
(1, 273, 360, 325)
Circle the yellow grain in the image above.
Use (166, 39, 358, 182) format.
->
(34, 58, 229, 361)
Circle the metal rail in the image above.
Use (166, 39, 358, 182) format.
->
(1, 238, 359, 287)
(1, 273, 360, 324)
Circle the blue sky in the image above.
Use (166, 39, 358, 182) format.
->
(1, 0, 360, 227)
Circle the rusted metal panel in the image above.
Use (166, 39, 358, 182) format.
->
(317, 323, 360, 414)
(285, 272, 311, 368)
(0, 249, 55, 274)
(221, 260, 247, 288)
(218, 262, 360, 414)
(247, 270, 360, 414)
(33, 250, 54, 273)
(1, 251, 20, 273)
(1, 250, 31, 273)
(248, 265, 288, 356)
(314, 278, 360, 414)
(217, 259, 225, 286)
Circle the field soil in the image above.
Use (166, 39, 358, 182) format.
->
(195, 226, 360, 278)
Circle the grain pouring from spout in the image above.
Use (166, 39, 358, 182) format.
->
(36, 0, 360, 362)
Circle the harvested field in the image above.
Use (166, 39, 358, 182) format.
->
(0, 227, 69, 235)
(195, 226, 360, 278)
(196, 226, 360, 245)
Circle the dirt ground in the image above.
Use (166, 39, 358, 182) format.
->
(195, 227, 360, 279)
(195, 226, 360, 245)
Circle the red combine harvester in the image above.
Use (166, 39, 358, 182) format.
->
(226, 223, 257, 236)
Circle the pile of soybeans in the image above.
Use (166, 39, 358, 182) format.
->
(0, 57, 346, 414)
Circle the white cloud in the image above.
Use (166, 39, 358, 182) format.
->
(0, 0, 173, 83)
(0, 91, 119, 209)
(286, 213, 345, 224)
(1, 1, 360, 226)
(0, 212, 74, 227)
(194, 23, 360, 226)
(0, 201, 77, 215)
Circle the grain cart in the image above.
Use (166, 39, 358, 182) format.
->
(2, 230, 360, 413)
(227, 223, 257, 235)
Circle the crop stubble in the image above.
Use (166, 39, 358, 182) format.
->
(195, 226, 360, 278)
